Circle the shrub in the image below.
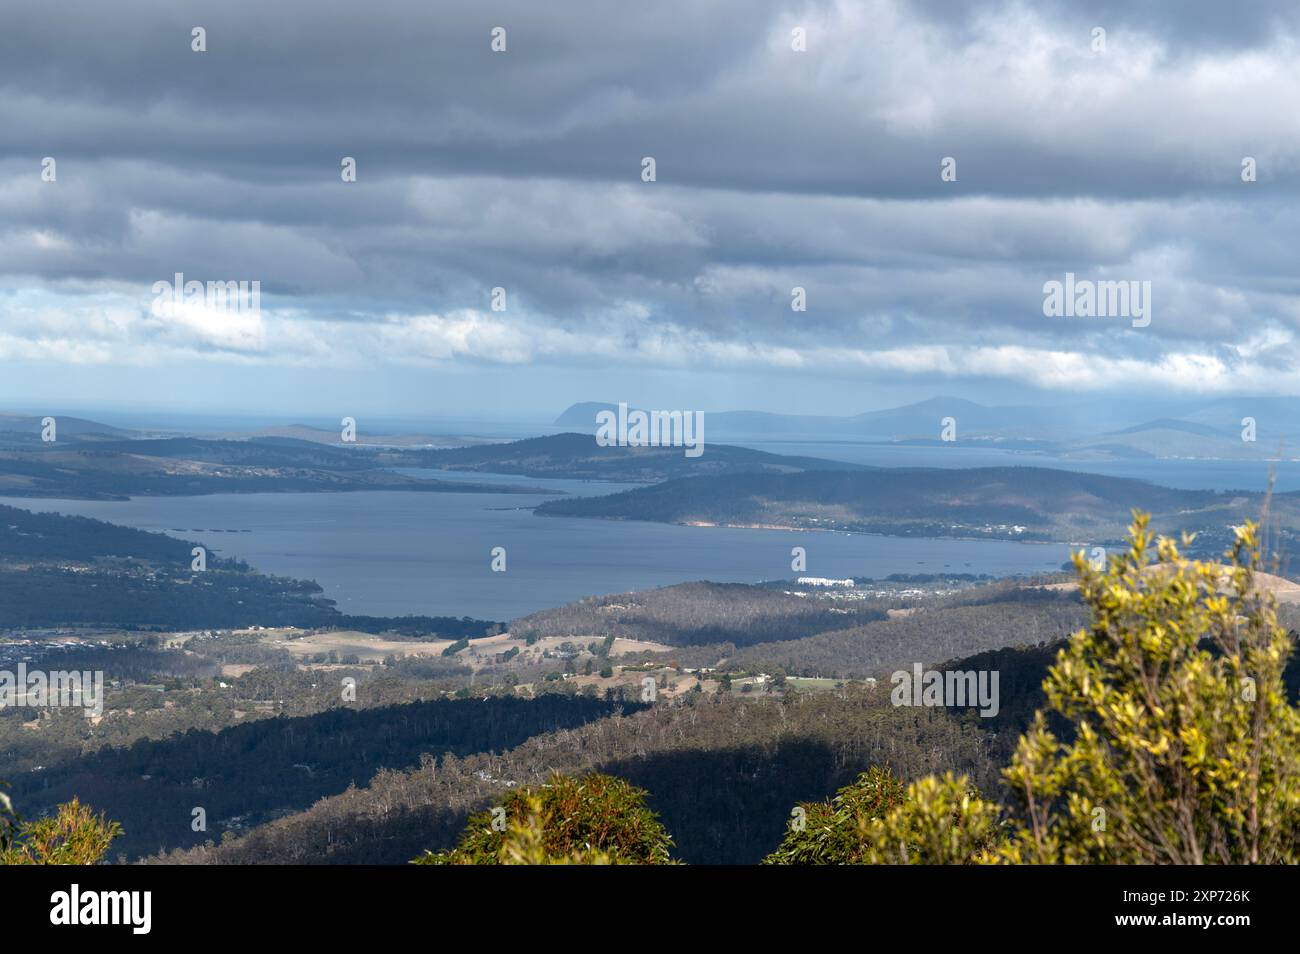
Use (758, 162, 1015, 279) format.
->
(996, 514, 1300, 863)
(0, 798, 121, 865)
(414, 772, 675, 865)
(764, 767, 906, 864)
(857, 773, 1001, 864)
(768, 514, 1300, 865)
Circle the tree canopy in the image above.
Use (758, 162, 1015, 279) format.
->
(414, 772, 676, 865)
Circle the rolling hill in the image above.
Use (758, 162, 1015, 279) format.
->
(404, 431, 864, 481)
(535, 465, 1293, 551)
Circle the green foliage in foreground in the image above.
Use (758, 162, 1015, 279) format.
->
(765, 767, 1001, 864)
(857, 773, 1003, 864)
(414, 772, 675, 865)
(0, 785, 17, 851)
(994, 515, 1300, 864)
(771, 514, 1300, 864)
(0, 797, 121, 865)
(763, 767, 906, 864)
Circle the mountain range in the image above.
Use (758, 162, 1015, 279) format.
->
(556, 397, 1300, 460)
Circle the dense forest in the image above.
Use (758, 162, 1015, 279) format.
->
(508, 577, 1088, 678)
(132, 640, 1063, 865)
(0, 560, 499, 634)
(141, 631, 1300, 866)
(150, 683, 1001, 865)
(8, 695, 635, 861)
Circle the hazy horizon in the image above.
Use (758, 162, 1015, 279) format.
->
(5, 390, 1297, 437)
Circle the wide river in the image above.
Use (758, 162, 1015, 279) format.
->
(1, 470, 1073, 621)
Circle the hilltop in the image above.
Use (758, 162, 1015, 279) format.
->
(403, 431, 863, 481)
(536, 465, 1297, 552)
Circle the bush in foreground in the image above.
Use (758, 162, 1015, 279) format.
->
(994, 515, 1300, 863)
(763, 766, 906, 864)
(414, 772, 675, 865)
(765, 767, 1001, 865)
(772, 515, 1300, 864)
(0, 797, 121, 865)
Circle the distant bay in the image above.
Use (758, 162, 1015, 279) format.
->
(0, 472, 1073, 620)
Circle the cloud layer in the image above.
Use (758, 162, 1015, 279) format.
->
(3, 0, 1300, 406)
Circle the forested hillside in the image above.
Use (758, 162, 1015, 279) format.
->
(511, 581, 888, 648)
(7, 696, 633, 861)
(152, 685, 1000, 865)
(145, 631, 1300, 866)
(536, 466, 1284, 550)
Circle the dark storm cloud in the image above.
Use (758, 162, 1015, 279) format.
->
(2, 0, 1294, 197)
(1, 0, 1299, 394)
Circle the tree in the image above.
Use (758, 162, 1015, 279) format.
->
(857, 773, 1001, 864)
(0, 798, 121, 865)
(764, 766, 906, 864)
(996, 515, 1300, 864)
(769, 515, 1300, 865)
(0, 785, 17, 853)
(414, 772, 676, 865)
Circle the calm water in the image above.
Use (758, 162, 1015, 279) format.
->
(0, 473, 1072, 621)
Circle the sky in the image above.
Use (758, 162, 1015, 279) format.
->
(2, 0, 1299, 422)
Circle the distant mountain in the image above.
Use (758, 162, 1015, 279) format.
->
(0, 413, 134, 445)
(555, 396, 1300, 458)
(554, 396, 1120, 441)
(554, 402, 619, 427)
